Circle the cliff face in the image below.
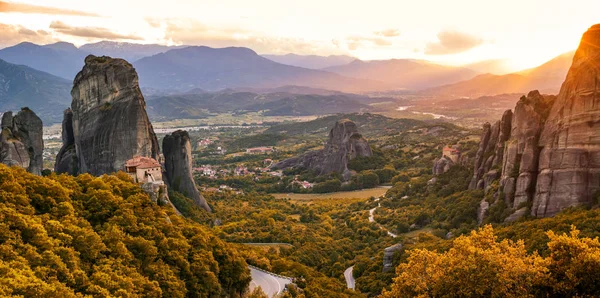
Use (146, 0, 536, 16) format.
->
(69, 55, 159, 176)
(469, 110, 512, 190)
(163, 130, 211, 212)
(54, 108, 77, 175)
(273, 119, 372, 179)
(500, 91, 555, 209)
(0, 108, 43, 175)
(471, 24, 600, 220)
(532, 24, 600, 217)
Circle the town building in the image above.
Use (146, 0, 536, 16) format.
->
(125, 156, 163, 184)
(442, 145, 461, 163)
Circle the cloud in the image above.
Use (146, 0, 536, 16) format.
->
(0, 1, 98, 16)
(154, 18, 346, 55)
(345, 35, 393, 50)
(50, 21, 142, 40)
(425, 30, 484, 55)
(374, 29, 400, 37)
(0, 23, 55, 47)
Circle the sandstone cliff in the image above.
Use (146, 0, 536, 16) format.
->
(532, 24, 600, 217)
(471, 24, 600, 220)
(54, 108, 77, 175)
(468, 109, 512, 190)
(273, 119, 372, 179)
(0, 108, 43, 175)
(163, 130, 211, 212)
(66, 55, 159, 176)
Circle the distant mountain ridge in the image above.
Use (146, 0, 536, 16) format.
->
(0, 42, 88, 80)
(80, 41, 184, 62)
(262, 53, 356, 69)
(0, 58, 71, 123)
(134, 46, 385, 92)
(424, 51, 575, 97)
(324, 59, 479, 90)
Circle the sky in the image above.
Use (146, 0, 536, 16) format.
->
(0, 0, 598, 71)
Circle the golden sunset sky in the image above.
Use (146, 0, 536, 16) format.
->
(1, 0, 598, 71)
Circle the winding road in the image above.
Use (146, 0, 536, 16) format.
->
(344, 266, 355, 290)
(344, 198, 398, 290)
(249, 266, 293, 297)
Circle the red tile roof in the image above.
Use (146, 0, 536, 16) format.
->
(125, 156, 161, 169)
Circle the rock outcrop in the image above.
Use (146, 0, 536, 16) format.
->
(54, 108, 77, 175)
(163, 130, 211, 212)
(433, 156, 453, 175)
(500, 91, 555, 208)
(469, 110, 512, 190)
(62, 55, 159, 176)
(382, 243, 403, 272)
(470, 24, 600, 220)
(532, 24, 600, 217)
(0, 108, 43, 175)
(274, 119, 372, 179)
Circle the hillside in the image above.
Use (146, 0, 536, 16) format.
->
(0, 58, 71, 123)
(133, 46, 385, 92)
(262, 53, 356, 69)
(423, 51, 575, 97)
(265, 113, 427, 137)
(324, 59, 478, 90)
(0, 164, 250, 297)
(146, 91, 377, 120)
(0, 42, 88, 80)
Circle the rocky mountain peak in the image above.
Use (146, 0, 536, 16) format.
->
(274, 119, 372, 179)
(58, 55, 159, 176)
(471, 24, 600, 221)
(162, 130, 211, 211)
(532, 24, 600, 217)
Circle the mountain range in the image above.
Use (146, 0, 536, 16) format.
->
(324, 59, 479, 90)
(262, 53, 356, 69)
(423, 51, 575, 98)
(0, 58, 71, 123)
(133, 46, 384, 92)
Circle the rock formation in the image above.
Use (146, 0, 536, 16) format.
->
(433, 156, 453, 175)
(433, 145, 462, 175)
(59, 55, 159, 176)
(163, 130, 211, 212)
(0, 108, 43, 175)
(469, 109, 512, 190)
(274, 119, 372, 179)
(54, 108, 77, 175)
(382, 243, 403, 272)
(532, 24, 600, 217)
(471, 24, 600, 220)
(500, 91, 555, 209)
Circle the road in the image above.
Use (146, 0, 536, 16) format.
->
(344, 266, 355, 290)
(249, 267, 292, 297)
(369, 203, 397, 238)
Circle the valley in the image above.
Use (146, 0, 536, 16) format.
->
(1, 4, 600, 297)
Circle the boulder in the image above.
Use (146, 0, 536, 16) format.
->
(0, 108, 43, 175)
(532, 24, 600, 217)
(69, 55, 159, 176)
(163, 130, 211, 212)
